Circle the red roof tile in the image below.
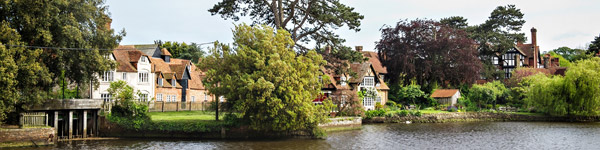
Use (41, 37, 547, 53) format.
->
(431, 89, 460, 98)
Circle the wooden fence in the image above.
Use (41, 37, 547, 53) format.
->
(20, 112, 47, 127)
(148, 101, 211, 112)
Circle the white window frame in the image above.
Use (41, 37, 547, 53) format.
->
(191, 96, 196, 102)
(101, 93, 112, 102)
(172, 95, 177, 102)
(363, 76, 375, 87)
(139, 93, 148, 102)
(102, 71, 114, 82)
(172, 79, 176, 87)
(363, 97, 374, 107)
(204, 93, 208, 102)
(166, 95, 171, 102)
(158, 78, 163, 86)
(122, 72, 127, 80)
(156, 94, 163, 101)
(141, 57, 146, 62)
(340, 76, 347, 86)
(138, 72, 149, 83)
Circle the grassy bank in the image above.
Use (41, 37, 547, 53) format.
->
(148, 111, 223, 123)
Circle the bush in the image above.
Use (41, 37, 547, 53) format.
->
(414, 111, 422, 117)
(396, 110, 409, 117)
(364, 109, 386, 119)
(375, 102, 383, 110)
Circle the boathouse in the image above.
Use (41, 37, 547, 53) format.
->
(26, 99, 103, 139)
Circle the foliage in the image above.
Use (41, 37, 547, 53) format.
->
(0, 0, 123, 91)
(319, 46, 366, 77)
(444, 5, 526, 79)
(107, 81, 147, 119)
(158, 41, 205, 63)
(550, 46, 590, 62)
(376, 19, 482, 87)
(332, 90, 362, 116)
(0, 22, 52, 125)
(364, 109, 386, 119)
(375, 102, 383, 110)
(523, 58, 600, 116)
(457, 97, 478, 112)
(468, 81, 508, 110)
(506, 67, 550, 87)
(399, 82, 426, 106)
(588, 34, 600, 55)
(199, 24, 328, 135)
(208, 0, 364, 51)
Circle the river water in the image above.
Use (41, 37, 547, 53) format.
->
(12, 122, 600, 150)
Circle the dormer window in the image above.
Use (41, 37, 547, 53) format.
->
(158, 78, 163, 86)
(363, 77, 374, 87)
(340, 76, 347, 86)
(141, 57, 146, 62)
(172, 79, 176, 87)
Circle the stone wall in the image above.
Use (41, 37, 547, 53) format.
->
(0, 128, 55, 147)
(319, 117, 362, 128)
(363, 112, 600, 123)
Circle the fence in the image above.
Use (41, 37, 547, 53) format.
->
(20, 112, 48, 127)
(148, 101, 213, 112)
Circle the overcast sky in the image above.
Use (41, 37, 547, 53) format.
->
(106, 0, 600, 52)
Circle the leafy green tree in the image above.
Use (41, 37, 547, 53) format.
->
(0, 0, 124, 93)
(0, 22, 52, 125)
(588, 34, 600, 55)
(468, 81, 508, 110)
(107, 80, 147, 118)
(208, 0, 363, 50)
(199, 24, 329, 134)
(158, 41, 205, 63)
(399, 82, 425, 107)
(550, 46, 589, 62)
(523, 58, 600, 116)
(443, 5, 526, 80)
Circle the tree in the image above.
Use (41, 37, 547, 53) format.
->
(157, 41, 206, 63)
(468, 81, 508, 110)
(399, 83, 425, 107)
(376, 19, 482, 87)
(443, 5, 526, 80)
(551, 46, 589, 62)
(546, 51, 571, 67)
(0, 0, 124, 94)
(199, 24, 329, 134)
(588, 34, 600, 56)
(208, 0, 364, 50)
(523, 58, 600, 116)
(0, 22, 52, 125)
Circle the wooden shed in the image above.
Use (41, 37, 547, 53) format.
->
(431, 89, 461, 106)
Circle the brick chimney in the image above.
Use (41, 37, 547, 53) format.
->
(531, 27, 538, 68)
(105, 18, 112, 30)
(325, 45, 331, 55)
(355, 46, 363, 52)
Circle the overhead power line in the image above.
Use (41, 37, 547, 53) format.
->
(0, 41, 217, 51)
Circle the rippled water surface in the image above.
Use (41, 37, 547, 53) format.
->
(12, 122, 600, 150)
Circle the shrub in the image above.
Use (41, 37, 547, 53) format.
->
(375, 102, 384, 110)
(396, 110, 409, 117)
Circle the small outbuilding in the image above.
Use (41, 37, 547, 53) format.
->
(431, 89, 461, 106)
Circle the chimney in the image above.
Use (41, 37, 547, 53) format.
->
(105, 18, 112, 30)
(325, 45, 331, 55)
(531, 27, 538, 68)
(355, 46, 363, 52)
(543, 54, 550, 69)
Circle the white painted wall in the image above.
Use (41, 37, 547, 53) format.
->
(92, 55, 155, 102)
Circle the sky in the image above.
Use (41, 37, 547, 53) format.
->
(105, 0, 600, 52)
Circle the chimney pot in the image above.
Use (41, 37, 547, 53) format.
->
(355, 46, 363, 52)
(325, 45, 331, 55)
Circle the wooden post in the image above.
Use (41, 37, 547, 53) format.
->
(68, 111, 73, 139)
(162, 101, 165, 112)
(176, 101, 180, 111)
(83, 110, 87, 138)
(19, 113, 23, 128)
(54, 111, 59, 140)
(189, 102, 192, 111)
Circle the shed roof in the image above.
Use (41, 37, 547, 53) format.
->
(431, 89, 460, 98)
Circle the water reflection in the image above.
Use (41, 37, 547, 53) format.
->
(10, 122, 600, 150)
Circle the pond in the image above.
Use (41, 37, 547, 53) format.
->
(10, 122, 600, 149)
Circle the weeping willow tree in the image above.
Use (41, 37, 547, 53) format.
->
(524, 57, 600, 116)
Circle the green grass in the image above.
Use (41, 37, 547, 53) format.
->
(148, 111, 224, 123)
(419, 110, 453, 114)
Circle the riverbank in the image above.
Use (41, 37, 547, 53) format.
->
(362, 112, 600, 123)
(0, 127, 55, 148)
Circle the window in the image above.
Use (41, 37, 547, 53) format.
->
(171, 95, 177, 102)
(139, 93, 148, 102)
(102, 71, 114, 82)
(219, 96, 225, 102)
(122, 73, 127, 80)
(204, 93, 208, 102)
(101, 93, 112, 102)
(341, 95, 347, 106)
(504, 68, 514, 79)
(166, 95, 171, 102)
(156, 94, 163, 101)
(158, 78, 163, 86)
(492, 57, 499, 65)
(379, 75, 384, 81)
(141, 57, 146, 62)
(191, 96, 196, 102)
(340, 76, 347, 86)
(363, 77, 375, 87)
(503, 53, 515, 66)
(363, 97, 374, 107)
(172, 79, 176, 87)
(138, 72, 149, 83)
(376, 96, 382, 104)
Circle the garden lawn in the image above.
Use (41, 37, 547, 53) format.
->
(419, 110, 453, 114)
(148, 111, 223, 123)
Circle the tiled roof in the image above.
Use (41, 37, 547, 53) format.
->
(349, 62, 371, 83)
(431, 89, 460, 98)
(161, 48, 172, 56)
(150, 57, 205, 90)
(113, 46, 146, 72)
(134, 44, 160, 58)
(362, 51, 387, 74)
